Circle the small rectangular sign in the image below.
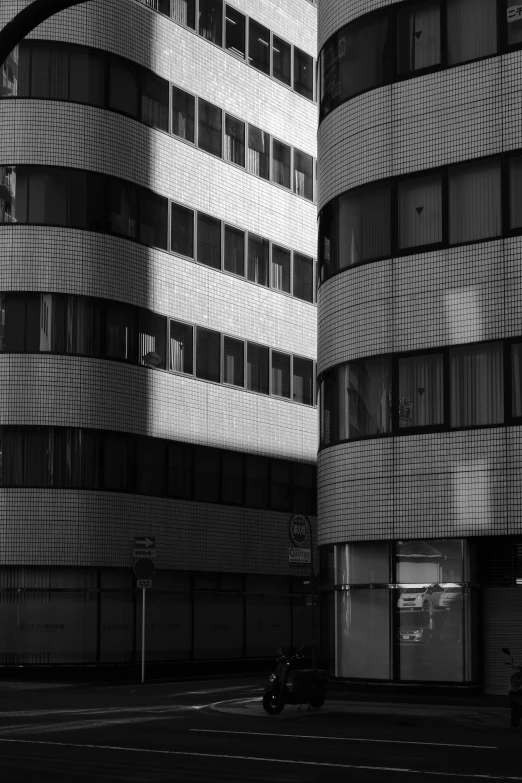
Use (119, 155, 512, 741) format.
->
(137, 579, 152, 589)
(508, 5, 522, 21)
(133, 549, 156, 558)
(289, 547, 311, 565)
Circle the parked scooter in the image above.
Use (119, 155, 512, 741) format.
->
(262, 645, 329, 715)
(502, 647, 522, 727)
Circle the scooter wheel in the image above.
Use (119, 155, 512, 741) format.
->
(308, 692, 325, 709)
(510, 703, 521, 728)
(262, 692, 285, 715)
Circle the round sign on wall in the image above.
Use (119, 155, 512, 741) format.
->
(134, 558, 155, 579)
(289, 513, 309, 547)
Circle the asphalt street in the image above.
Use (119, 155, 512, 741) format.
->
(0, 677, 520, 782)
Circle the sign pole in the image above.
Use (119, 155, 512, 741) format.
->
(141, 586, 146, 684)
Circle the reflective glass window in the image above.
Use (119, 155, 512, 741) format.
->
(248, 19, 270, 74)
(247, 342, 269, 395)
(225, 5, 245, 58)
(398, 173, 442, 249)
(141, 70, 169, 132)
(293, 149, 313, 201)
(224, 224, 244, 276)
(199, 0, 223, 47)
(270, 459, 291, 511)
(271, 351, 290, 398)
(172, 86, 195, 143)
(0, 166, 18, 224)
(136, 436, 167, 496)
(104, 433, 134, 491)
(272, 35, 291, 86)
(337, 588, 391, 679)
(245, 455, 269, 509)
(398, 352, 444, 428)
(3, 294, 27, 353)
(223, 336, 244, 387)
(293, 356, 314, 406)
(68, 170, 106, 232)
(198, 98, 222, 157)
(449, 158, 501, 244)
(109, 56, 139, 118)
(222, 451, 244, 505)
(30, 43, 69, 99)
(16, 43, 31, 97)
(247, 125, 270, 180)
(196, 326, 221, 382)
(194, 446, 221, 503)
(137, 0, 170, 14)
(69, 47, 105, 106)
(224, 114, 245, 167)
(67, 296, 103, 358)
(27, 167, 67, 226)
(105, 302, 137, 362)
(169, 320, 193, 374)
(512, 343, 522, 418)
(247, 234, 269, 287)
(447, 0, 497, 65)
(138, 309, 166, 370)
(171, 202, 194, 258)
(36, 294, 66, 353)
(107, 179, 136, 239)
(293, 253, 314, 303)
(138, 188, 168, 250)
(167, 441, 193, 499)
(271, 245, 291, 293)
(293, 47, 313, 100)
(197, 212, 222, 269)
(397, 1, 441, 74)
(291, 463, 316, 513)
(509, 155, 522, 230)
(172, 0, 196, 29)
(272, 139, 291, 189)
(450, 342, 503, 427)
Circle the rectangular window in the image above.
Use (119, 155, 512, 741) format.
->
(224, 224, 245, 276)
(247, 342, 269, 395)
(293, 252, 314, 303)
(398, 173, 442, 249)
(171, 202, 194, 257)
(221, 451, 244, 505)
(271, 245, 291, 293)
(223, 336, 244, 387)
(450, 342, 503, 427)
(293, 356, 314, 405)
(37, 294, 66, 353)
(196, 326, 221, 382)
(294, 47, 313, 100)
(167, 441, 193, 499)
(271, 351, 291, 398)
(138, 309, 167, 370)
(197, 212, 221, 269)
(398, 352, 444, 428)
(225, 5, 245, 58)
(170, 320, 193, 374)
(247, 234, 269, 287)
(294, 149, 314, 201)
(105, 302, 137, 362)
(512, 343, 522, 417)
(194, 446, 221, 503)
(141, 70, 169, 132)
(109, 56, 139, 118)
(330, 182, 391, 270)
(509, 155, 522, 230)
(272, 35, 291, 85)
(3, 294, 27, 352)
(136, 436, 166, 496)
(224, 115, 245, 167)
(199, 0, 223, 47)
(245, 455, 269, 508)
(272, 139, 291, 189)
(26, 167, 67, 227)
(447, 0, 497, 65)
(30, 43, 69, 99)
(292, 463, 316, 514)
(172, 0, 196, 29)
(397, 0, 441, 74)
(247, 125, 270, 180)
(172, 86, 195, 143)
(104, 433, 134, 491)
(248, 19, 270, 74)
(449, 158, 501, 244)
(138, 0, 170, 14)
(198, 98, 222, 157)
(138, 189, 168, 250)
(69, 47, 106, 106)
(107, 178, 136, 239)
(67, 296, 103, 358)
(81, 429, 101, 490)
(270, 459, 291, 511)
(16, 43, 31, 98)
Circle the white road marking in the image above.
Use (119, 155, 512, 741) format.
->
(0, 738, 519, 779)
(0, 703, 207, 720)
(190, 728, 497, 750)
(0, 714, 180, 736)
(175, 686, 264, 696)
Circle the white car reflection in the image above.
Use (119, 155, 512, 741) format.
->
(439, 584, 463, 608)
(397, 584, 443, 611)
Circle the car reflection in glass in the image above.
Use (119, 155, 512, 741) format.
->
(397, 619, 431, 645)
(397, 584, 443, 611)
(438, 583, 462, 608)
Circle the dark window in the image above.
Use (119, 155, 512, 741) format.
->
(245, 455, 269, 508)
(104, 432, 134, 490)
(109, 56, 139, 118)
(67, 296, 103, 357)
(194, 446, 221, 502)
(450, 342, 503, 427)
(172, 86, 195, 143)
(36, 294, 66, 353)
(271, 245, 291, 293)
(105, 302, 137, 362)
(225, 114, 245, 167)
(272, 139, 291, 189)
(223, 336, 244, 387)
(270, 459, 291, 511)
(292, 463, 315, 514)
(172, 0, 196, 29)
(141, 70, 169, 132)
(30, 42, 69, 99)
(247, 234, 269, 287)
(398, 173, 442, 249)
(225, 5, 246, 58)
(69, 47, 106, 106)
(294, 149, 314, 201)
(198, 98, 222, 157)
(107, 178, 136, 239)
(170, 320, 193, 374)
(224, 224, 245, 276)
(16, 43, 31, 97)
(398, 352, 444, 428)
(199, 0, 223, 47)
(138, 188, 168, 250)
(136, 436, 167, 496)
(509, 155, 522, 230)
(397, 1, 441, 74)
(138, 0, 171, 14)
(512, 343, 522, 417)
(171, 202, 194, 257)
(197, 212, 222, 269)
(293, 357, 314, 405)
(247, 342, 269, 394)
(167, 441, 193, 499)
(447, 0, 497, 65)
(80, 429, 101, 490)
(24, 295, 40, 353)
(138, 309, 166, 369)
(196, 326, 221, 382)
(294, 47, 313, 100)
(272, 351, 291, 398)
(26, 167, 67, 226)
(247, 125, 270, 180)
(448, 158, 501, 244)
(68, 170, 106, 232)
(272, 35, 291, 85)
(293, 253, 314, 303)
(248, 19, 270, 74)
(221, 451, 244, 505)
(23, 427, 52, 487)
(3, 294, 28, 353)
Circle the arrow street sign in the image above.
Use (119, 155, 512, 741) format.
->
(134, 536, 155, 548)
(137, 579, 152, 589)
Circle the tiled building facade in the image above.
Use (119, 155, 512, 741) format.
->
(0, 0, 318, 666)
(318, 0, 522, 692)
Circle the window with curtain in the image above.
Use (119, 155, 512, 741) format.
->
(141, 70, 169, 132)
(450, 342, 503, 427)
(30, 42, 69, 99)
(137, 0, 170, 13)
(27, 167, 67, 226)
(104, 433, 134, 491)
(138, 309, 167, 369)
(194, 446, 221, 502)
(272, 139, 291, 189)
(172, 0, 195, 28)
(196, 327, 221, 382)
(294, 46, 313, 100)
(224, 224, 244, 276)
(272, 351, 291, 398)
(248, 19, 270, 74)
(247, 125, 270, 180)
(69, 47, 105, 106)
(447, 0, 497, 65)
(223, 336, 244, 387)
(511, 343, 522, 418)
(273, 35, 291, 85)
(67, 170, 106, 232)
(68, 296, 103, 358)
(221, 451, 244, 505)
(136, 437, 167, 496)
(271, 245, 291, 293)
(171, 202, 194, 257)
(398, 352, 444, 428)
(38, 294, 66, 354)
(138, 189, 168, 250)
(397, 0, 441, 74)
(225, 5, 245, 58)
(198, 0, 223, 47)
(197, 212, 222, 269)
(293, 357, 314, 406)
(167, 441, 193, 499)
(294, 149, 313, 201)
(293, 253, 314, 303)
(105, 302, 137, 362)
(107, 179, 136, 239)
(109, 56, 139, 118)
(172, 86, 195, 143)
(328, 182, 391, 270)
(247, 234, 269, 286)
(245, 455, 269, 509)
(398, 173, 442, 249)
(198, 98, 222, 157)
(224, 114, 245, 167)
(247, 342, 269, 394)
(270, 459, 291, 511)
(449, 158, 501, 244)
(170, 320, 193, 374)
